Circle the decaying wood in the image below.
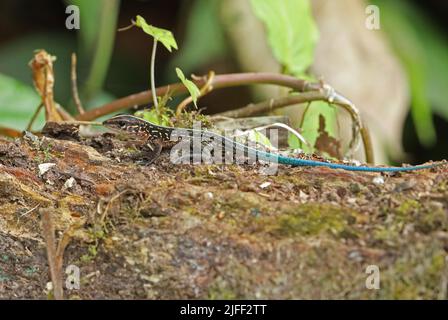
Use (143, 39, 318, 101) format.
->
(0, 129, 446, 299)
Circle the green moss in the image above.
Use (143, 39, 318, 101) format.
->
(208, 285, 238, 300)
(415, 208, 447, 233)
(379, 247, 447, 299)
(396, 199, 420, 217)
(220, 192, 262, 212)
(436, 179, 447, 192)
(206, 263, 249, 300)
(373, 226, 400, 244)
(373, 197, 447, 245)
(79, 227, 107, 263)
(270, 204, 358, 238)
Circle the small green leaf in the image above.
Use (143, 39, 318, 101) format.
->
(175, 68, 201, 107)
(135, 15, 178, 52)
(135, 109, 171, 127)
(247, 130, 273, 148)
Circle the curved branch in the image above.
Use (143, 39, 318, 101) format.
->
(75, 72, 310, 121)
(74, 72, 369, 162)
(213, 93, 373, 164)
(214, 92, 325, 118)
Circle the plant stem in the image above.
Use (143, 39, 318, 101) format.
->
(82, 0, 120, 102)
(151, 39, 159, 111)
(71, 53, 85, 115)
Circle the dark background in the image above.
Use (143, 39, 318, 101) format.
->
(0, 0, 446, 163)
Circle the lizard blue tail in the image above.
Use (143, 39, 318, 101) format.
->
(256, 150, 443, 172)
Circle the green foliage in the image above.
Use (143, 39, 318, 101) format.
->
(250, 0, 337, 152)
(169, 0, 227, 76)
(288, 103, 337, 154)
(66, 0, 102, 56)
(175, 68, 201, 107)
(135, 107, 172, 127)
(371, 0, 437, 146)
(298, 102, 338, 153)
(0, 73, 44, 130)
(246, 130, 273, 148)
(81, 0, 120, 102)
(135, 15, 178, 52)
(250, 0, 319, 76)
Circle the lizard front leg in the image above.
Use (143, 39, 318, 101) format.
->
(131, 137, 164, 164)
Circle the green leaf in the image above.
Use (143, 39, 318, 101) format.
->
(250, 0, 319, 76)
(371, 0, 436, 146)
(135, 15, 178, 52)
(134, 109, 171, 127)
(0, 73, 44, 131)
(175, 68, 201, 107)
(247, 130, 273, 148)
(251, 0, 338, 154)
(291, 102, 337, 153)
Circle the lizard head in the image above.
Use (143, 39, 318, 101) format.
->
(102, 114, 149, 136)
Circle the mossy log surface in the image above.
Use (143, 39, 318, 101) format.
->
(0, 128, 447, 299)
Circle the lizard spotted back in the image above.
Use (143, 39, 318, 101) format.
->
(103, 115, 445, 172)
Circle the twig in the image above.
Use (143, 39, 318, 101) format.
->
(64, 121, 102, 126)
(55, 222, 83, 280)
(176, 71, 215, 116)
(214, 91, 369, 162)
(360, 121, 375, 164)
(71, 53, 85, 115)
(75, 72, 312, 121)
(0, 127, 22, 138)
(56, 104, 75, 121)
(299, 102, 312, 127)
(74, 72, 365, 160)
(41, 209, 63, 300)
(26, 103, 43, 131)
(253, 122, 309, 148)
(117, 21, 135, 32)
(214, 93, 325, 118)
(41, 209, 83, 300)
(20, 204, 40, 218)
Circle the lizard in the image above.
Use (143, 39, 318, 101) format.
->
(102, 114, 445, 173)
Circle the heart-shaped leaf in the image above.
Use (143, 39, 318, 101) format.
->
(135, 15, 178, 52)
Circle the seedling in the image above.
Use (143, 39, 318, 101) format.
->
(119, 15, 201, 124)
(119, 15, 178, 112)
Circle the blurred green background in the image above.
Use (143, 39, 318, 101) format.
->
(0, 0, 447, 163)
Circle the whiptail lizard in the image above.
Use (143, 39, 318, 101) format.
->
(103, 115, 445, 172)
